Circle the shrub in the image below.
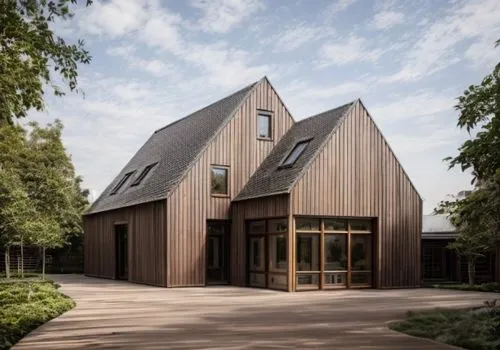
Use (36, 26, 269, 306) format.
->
(433, 283, 500, 293)
(0, 281, 74, 349)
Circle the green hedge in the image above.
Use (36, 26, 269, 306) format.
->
(390, 307, 500, 350)
(433, 283, 500, 293)
(0, 281, 74, 349)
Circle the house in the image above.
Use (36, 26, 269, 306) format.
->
(84, 77, 422, 291)
(422, 214, 496, 284)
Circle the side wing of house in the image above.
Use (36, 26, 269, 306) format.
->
(83, 200, 167, 286)
(290, 100, 422, 288)
(166, 78, 295, 287)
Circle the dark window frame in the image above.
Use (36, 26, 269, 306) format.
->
(257, 111, 273, 140)
(131, 162, 158, 187)
(279, 139, 311, 168)
(110, 171, 134, 195)
(210, 165, 230, 197)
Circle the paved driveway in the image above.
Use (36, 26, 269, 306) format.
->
(14, 275, 497, 349)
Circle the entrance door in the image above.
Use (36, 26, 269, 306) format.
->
(115, 224, 128, 280)
(206, 221, 230, 284)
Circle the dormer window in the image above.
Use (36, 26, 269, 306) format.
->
(257, 111, 272, 139)
(131, 163, 158, 187)
(110, 171, 134, 195)
(280, 140, 311, 168)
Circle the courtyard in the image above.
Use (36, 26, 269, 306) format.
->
(13, 275, 497, 349)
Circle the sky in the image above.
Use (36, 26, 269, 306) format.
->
(30, 0, 500, 214)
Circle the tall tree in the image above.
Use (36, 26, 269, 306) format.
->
(0, 0, 92, 124)
(437, 40, 500, 284)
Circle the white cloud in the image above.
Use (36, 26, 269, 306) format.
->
(190, 0, 264, 33)
(264, 23, 335, 52)
(79, 0, 148, 37)
(385, 127, 460, 154)
(326, 0, 357, 15)
(106, 44, 136, 58)
(381, 0, 500, 82)
(372, 11, 404, 29)
(369, 91, 455, 122)
(318, 36, 384, 67)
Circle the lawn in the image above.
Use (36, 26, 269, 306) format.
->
(390, 305, 500, 350)
(0, 280, 75, 349)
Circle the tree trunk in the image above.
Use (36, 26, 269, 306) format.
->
(42, 247, 46, 280)
(467, 257, 476, 285)
(4, 247, 10, 279)
(20, 238, 24, 279)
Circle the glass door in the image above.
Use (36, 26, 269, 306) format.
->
(206, 221, 230, 284)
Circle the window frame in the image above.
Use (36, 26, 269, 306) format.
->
(210, 165, 230, 197)
(109, 171, 134, 195)
(257, 110, 273, 141)
(279, 139, 311, 168)
(130, 162, 158, 187)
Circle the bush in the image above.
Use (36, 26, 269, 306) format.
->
(433, 283, 500, 293)
(390, 307, 500, 350)
(0, 281, 74, 349)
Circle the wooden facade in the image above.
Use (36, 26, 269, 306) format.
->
(84, 80, 422, 291)
(83, 200, 167, 286)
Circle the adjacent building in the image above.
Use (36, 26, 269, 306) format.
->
(84, 77, 422, 291)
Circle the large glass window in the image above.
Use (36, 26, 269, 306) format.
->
(249, 236, 265, 271)
(269, 235, 287, 272)
(295, 217, 373, 290)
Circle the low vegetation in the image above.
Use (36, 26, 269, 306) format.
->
(390, 304, 500, 350)
(433, 283, 500, 293)
(0, 281, 74, 349)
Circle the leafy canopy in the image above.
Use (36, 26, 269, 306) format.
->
(0, 0, 92, 124)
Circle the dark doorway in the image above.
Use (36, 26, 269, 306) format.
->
(206, 221, 230, 284)
(115, 224, 128, 280)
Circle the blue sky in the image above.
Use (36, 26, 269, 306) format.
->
(31, 0, 500, 213)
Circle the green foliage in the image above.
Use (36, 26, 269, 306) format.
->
(436, 40, 500, 284)
(433, 283, 500, 293)
(391, 307, 500, 350)
(0, 281, 74, 349)
(0, 0, 92, 124)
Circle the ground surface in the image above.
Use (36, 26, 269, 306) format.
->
(13, 275, 499, 349)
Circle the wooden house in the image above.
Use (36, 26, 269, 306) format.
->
(84, 77, 422, 291)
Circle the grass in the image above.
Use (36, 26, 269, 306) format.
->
(0, 280, 74, 349)
(390, 306, 500, 350)
(433, 283, 500, 293)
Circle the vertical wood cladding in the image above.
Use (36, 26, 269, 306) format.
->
(166, 79, 294, 287)
(231, 195, 290, 286)
(83, 200, 166, 286)
(290, 101, 422, 288)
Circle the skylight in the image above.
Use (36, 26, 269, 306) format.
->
(110, 171, 134, 195)
(131, 163, 158, 187)
(280, 140, 310, 167)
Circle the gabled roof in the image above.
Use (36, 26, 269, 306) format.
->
(234, 101, 355, 201)
(87, 79, 260, 214)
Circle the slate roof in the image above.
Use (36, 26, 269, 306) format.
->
(86, 80, 259, 214)
(234, 101, 355, 201)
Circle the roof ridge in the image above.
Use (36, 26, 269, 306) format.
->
(294, 99, 358, 125)
(154, 80, 260, 134)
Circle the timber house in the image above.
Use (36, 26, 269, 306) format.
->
(84, 77, 422, 291)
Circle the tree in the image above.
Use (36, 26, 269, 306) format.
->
(0, 0, 92, 124)
(437, 40, 500, 284)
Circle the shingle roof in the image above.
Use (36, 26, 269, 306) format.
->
(86, 80, 259, 214)
(234, 101, 355, 201)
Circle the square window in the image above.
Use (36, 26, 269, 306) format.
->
(211, 166, 229, 195)
(257, 113, 272, 139)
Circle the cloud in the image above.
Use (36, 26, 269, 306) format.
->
(263, 23, 335, 52)
(369, 91, 455, 122)
(372, 11, 404, 29)
(106, 44, 136, 58)
(381, 0, 500, 83)
(317, 36, 384, 67)
(190, 0, 265, 33)
(326, 0, 358, 15)
(385, 127, 460, 154)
